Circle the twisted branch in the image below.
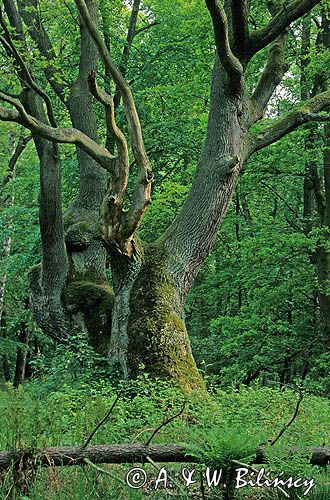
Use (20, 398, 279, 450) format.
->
(74, 0, 153, 245)
(0, 93, 115, 172)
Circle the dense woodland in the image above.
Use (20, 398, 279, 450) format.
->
(0, 0, 330, 498)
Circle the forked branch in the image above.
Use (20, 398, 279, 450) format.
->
(247, 0, 321, 58)
(0, 94, 115, 172)
(88, 71, 130, 241)
(74, 0, 153, 244)
(88, 70, 129, 187)
(205, 0, 243, 86)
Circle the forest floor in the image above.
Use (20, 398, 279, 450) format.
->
(0, 379, 329, 499)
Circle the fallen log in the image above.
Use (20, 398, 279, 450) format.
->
(0, 444, 197, 470)
(0, 444, 329, 471)
(255, 445, 330, 467)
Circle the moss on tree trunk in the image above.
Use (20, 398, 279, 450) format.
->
(63, 281, 114, 357)
(126, 244, 203, 391)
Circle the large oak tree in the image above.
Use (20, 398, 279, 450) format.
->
(0, 0, 329, 389)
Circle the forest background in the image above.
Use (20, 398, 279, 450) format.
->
(0, 0, 329, 498)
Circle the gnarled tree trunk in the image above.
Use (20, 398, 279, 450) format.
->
(110, 242, 203, 388)
(1, 0, 329, 389)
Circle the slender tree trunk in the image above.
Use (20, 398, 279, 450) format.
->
(316, 13, 330, 345)
(13, 323, 30, 388)
(302, 14, 330, 349)
(315, 118, 330, 348)
(235, 192, 242, 310)
(2, 358, 11, 382)
(0, 132, 15, 330)
(0, 312, 11, 382)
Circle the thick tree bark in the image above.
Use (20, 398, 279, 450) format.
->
(108, 240, 203, 389)
(163, 58, 247, 301)
(25, 91, 69, 340)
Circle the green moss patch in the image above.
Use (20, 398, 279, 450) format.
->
(64, 281, 114, 357)
(127, 244, 203, 391)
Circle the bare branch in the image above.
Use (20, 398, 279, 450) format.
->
(247, 0, 321, 58)
(248, 90, 330, 155)
(133, 21, 161, 37)
(146, 402, 186, 446)
(83, 394, 121, 448)
(270, 390, 304, 446)
(205, 0, 243, 85)
(74, 0, 153, 245)
(259, 180, 304, 222)
(0, 94, 114, 172)
(83, 458, 126, 483)
(0, 34, 57, 128)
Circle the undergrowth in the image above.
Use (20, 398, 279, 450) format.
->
(0, 376, 329, 499)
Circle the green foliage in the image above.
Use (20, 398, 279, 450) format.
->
(0, 381, 329, 499)
(0, 2, 330, 497)
(187, 426, 263, 469)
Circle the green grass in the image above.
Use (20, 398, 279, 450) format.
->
(0, 378, 329, 499)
